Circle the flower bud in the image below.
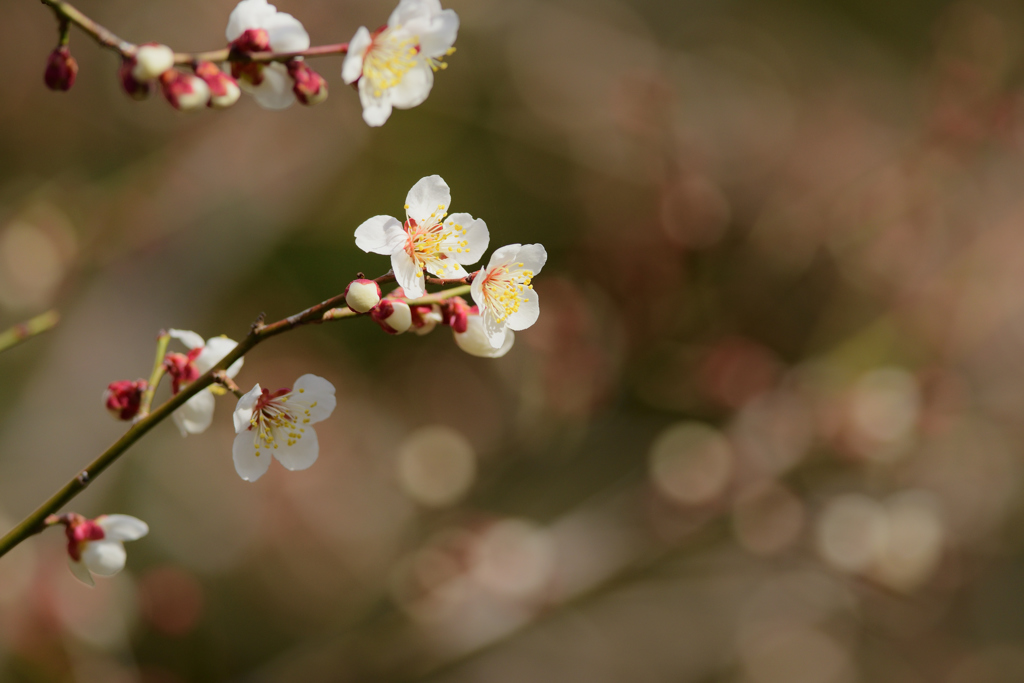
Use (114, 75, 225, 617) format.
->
(164, 349, 202, 393)
(159, 70, 211, 111)
(230, 28, 271, 54)
(454, 315, 515, 358)
(132, 43, 175, 81)
(119, 59, 151, 100)
(441, 296, 472, 334)
(287, 60, 328, 105)
(104, 379, 148, 420)
(371, 300, 412, 334)
(411, 304, 443, 335)
(194, 61, 241, 108)
(345, 279, 382, 313)
(44, 46, 78, 91)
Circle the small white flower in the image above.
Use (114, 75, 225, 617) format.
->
(66, 514, 149, 587)
(167, 329, 244, 436)
(132, 44, 175, 81)
(341, 0, 459, 126)
(232, 374, 337, 482)
(226, 0, 310, 110)
(454, 313, 515, 358)
(354, 175, 488, 299)
(470, 243, 547, 349)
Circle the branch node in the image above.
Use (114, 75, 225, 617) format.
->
(76, 471, 90, 485)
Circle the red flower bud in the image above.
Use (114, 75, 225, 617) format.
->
(104, 379, 148, 421)
(164, 348, 203, 393)
(159, 69, 211, 111)
(441, 296, 472, 334)
(119, 58, 151, 100)
(44, 46, 78, 91)
(287, 60, 328, 106)
(230, 28, 271, 54)
(344, 278, 382, 313)
(64, 513, 105, 561)
(371, 300, 413, 334)
(194, 61, 241, 109)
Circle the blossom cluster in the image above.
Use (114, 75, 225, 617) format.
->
(69, 175, 545, 586)
(44, 0, 459, 126)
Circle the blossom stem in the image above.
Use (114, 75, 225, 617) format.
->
(213, 370, 244, 398)
(322, 285, 471, 320)
(136, 330, 170, 420)
(0, 310, 60, 355)
(0, 281, 469, 559)
(40, 0, 348, 64)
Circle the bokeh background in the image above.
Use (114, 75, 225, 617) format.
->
(3, 0, 1024, 680)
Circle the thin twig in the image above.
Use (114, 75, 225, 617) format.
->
(0, 310, 60, 355)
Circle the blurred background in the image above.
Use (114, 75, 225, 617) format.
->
(2, 0, 1024, 680)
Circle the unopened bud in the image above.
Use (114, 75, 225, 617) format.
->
(411, 304, 443, 335)
(44, 46, 78, 91)
(159, 70, 211, 111)
(104, 379, 148, 420)
(230, 28, 271, 53)
(119, 59, 151, 100)
(371, 300, 412, 334)
(194, 61, 241, 108)
(345, 279, 382, 313)
(132, 43, 175, 81)
(441, 296, 472, 334)
(454, 315, 514, 358)
(287, 60, 328, 105)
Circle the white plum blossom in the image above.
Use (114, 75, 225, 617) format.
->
(470, 243, 547, 349)
(354, 175, 488, 299)
(226, 0, 310, 110)
(454, 313, 515, 358)
(65, 514, 149, 587)
(341, 0, 459, 126)
(167, 329, 244, 436)
(232, 374, 336, 482)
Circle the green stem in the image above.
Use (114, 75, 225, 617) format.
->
(136, 331, 170, 419)
(0, 310, 60, 355)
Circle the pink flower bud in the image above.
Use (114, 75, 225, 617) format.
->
(411, 304, 443, 335)
(194, 61, 241, 109)
(287, 60, 328, 106)
(159, 70, 211, 111)
(64, 513, 105, 562)
(104, 379, 148, 420)
(371, 300, 412, 334)
(164, 348, 202, 393)
(344, 279, 382, 313)
(44, 46, 78, 91)
(441, 297, 472, 334)
(132, 43, 175, 81)
(119, 58, 151, 100)
(230, 28, 271, 54)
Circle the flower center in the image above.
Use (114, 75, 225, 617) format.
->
(363, 27, 419, 97)
(403, 212, 471, 277)
(249, 387, 318, 457)
(482, 262, 534, 323)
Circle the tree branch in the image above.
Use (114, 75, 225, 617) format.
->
(0, 310, 60, 355)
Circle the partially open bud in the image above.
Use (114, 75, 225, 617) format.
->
(132, 43, 175, 81)
(229, 28, 271, 86)
(44, 46, 78, 91)
(287, 60, 328, 105)
(454, 315, 515, 358)
(411, 304, 443, 336)
(159, 70, 211, 111)
(441, 297, 472, 334)
(164, 349, 202, 393)
(371, 300, 413, 334)
(104, 379, 148, 420)
(119, 59, 151, 100)
(345, 279, 382, 313)
(194, 61, 241, 109)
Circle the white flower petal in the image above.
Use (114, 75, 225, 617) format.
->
(169, 329, 205, 350)
(233, 429, 273, 481)
(273, 425, 319, 471)
(454, 316, 514, 358)
(291, 375, 337, 423)
(355, 215, 404, 255)
(194, 336, 239, 374)
(516, 243, 548, 275)
(342, 27, 371, 84)
(388, 63, 434, 110)
(392, 249, 426, 299)
(233, 383, 262, 434)
(506, 287, 539, 331)
(98, 515, 149, 542)
(405, 175, 451, 224)
(481, 308, 508, 349)
(81, 540, 127, 577)
(426, 260, 467, 280)
(485, 243, 521, 271)
(68, 558, 95, 586)
(264, 11, 310, 52)
(358, 79, 394, 126)
(417, 9, 459, 58)
(226, 0, 278, 40)
(243, 63, 296, 110)
(388, 0, 443, 27)
(173, 389, 217, 436)
(445, 214, 488, 265)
